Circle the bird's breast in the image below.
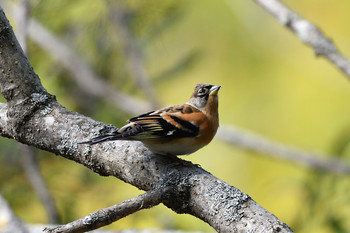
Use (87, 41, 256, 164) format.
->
(142, 137, 204, 156)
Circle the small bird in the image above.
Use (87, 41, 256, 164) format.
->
(81, 83, 220, 157)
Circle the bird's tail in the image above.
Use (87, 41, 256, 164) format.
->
(79, 133, 121, 145)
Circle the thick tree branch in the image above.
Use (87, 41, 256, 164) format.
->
(0, 7, 292, 232)
(43, 187, 167, 233)
(254, 0, 350, 78)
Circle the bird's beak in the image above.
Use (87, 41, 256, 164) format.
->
(209, 85, 221, 96)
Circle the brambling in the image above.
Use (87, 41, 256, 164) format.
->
(81, 83, 220, 157)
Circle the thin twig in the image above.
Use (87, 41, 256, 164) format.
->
(0, 193, 29, 233)
(43, 188, 167, 233)
(13, 0, 29, 53)
(217, 126, 350, 174)
(253, 0, 350, 78)
(110, 4, 160, 108)
(19, 145, 60, 224)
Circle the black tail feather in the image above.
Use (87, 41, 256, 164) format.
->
(79, 124, 145, 145)
(79, 134, 120, 145)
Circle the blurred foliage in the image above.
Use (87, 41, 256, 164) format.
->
(1, 0, 350, 232)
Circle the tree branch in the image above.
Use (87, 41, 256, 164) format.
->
(0, 193, 29, 233)
(0, 103, 10, 137)
(253, 0, 350, 78)
(13, 0, 29, 53)
(217, 126, 350, 174)
(0, 7, 293, 232)
(110, 4, 160, 108)
(43, 188, 167, 233)
(20, 145, 60, 224)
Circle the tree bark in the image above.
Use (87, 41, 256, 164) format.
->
(0, 7, 292, 233)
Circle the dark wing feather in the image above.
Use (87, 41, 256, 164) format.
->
(78, 124, 145, 145)
(80, 105, 200, 145)
(125, 105, 200, 140)
(78, 134, 115, 145)
(125, 114, 198, 140)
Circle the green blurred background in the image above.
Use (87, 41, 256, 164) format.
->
(1, 0, 350, 232)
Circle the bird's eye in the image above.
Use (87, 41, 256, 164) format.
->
(198, 88, 206, 94)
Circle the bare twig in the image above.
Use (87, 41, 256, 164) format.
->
(253, 0, 350, 78)
(0, 193, 29, 233)
(13, 0, 29, 53)
(110, 4, 160, 108)
(43, 188, 167, 233)
(217, 126, 350, 174)
(19, 145, 60, 224)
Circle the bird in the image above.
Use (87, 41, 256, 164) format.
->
(80, 83, 220, 158)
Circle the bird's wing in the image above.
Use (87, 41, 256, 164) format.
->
(120, 104, 202, 140)
(79, 104, 203, 145)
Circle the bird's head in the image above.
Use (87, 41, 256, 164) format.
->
(187, 83, 221, 112)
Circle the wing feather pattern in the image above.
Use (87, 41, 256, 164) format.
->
(127, 110, 199, 140)
(80, 104, 200, 145)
